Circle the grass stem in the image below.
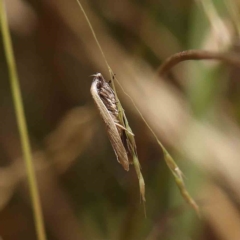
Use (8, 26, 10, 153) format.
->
(0, 1, 47, 240)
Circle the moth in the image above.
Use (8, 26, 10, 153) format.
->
(90, 73, 135, 171)
(91, 73, 146, 205)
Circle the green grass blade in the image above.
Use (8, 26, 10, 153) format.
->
(0, 1, 47, 240)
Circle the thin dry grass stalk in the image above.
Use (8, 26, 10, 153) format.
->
(73, 0, 202, 215)
(75, 0, 146, 206)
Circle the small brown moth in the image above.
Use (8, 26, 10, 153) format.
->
(91, 73, 146, 205)
(90, 73, 132, 171)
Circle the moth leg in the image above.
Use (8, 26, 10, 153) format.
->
(115, 122, 134, 136)
(109, 73, 116, 83)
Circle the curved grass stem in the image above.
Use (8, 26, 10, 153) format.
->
(158, 49, 240, 76)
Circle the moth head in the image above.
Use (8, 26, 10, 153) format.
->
(91, 73, 102, 79)
(91, 73, 105, 88)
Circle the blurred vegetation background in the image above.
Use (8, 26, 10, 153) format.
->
(1, 0, 240, 239)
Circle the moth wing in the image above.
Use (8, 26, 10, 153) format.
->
(91, 81, 129, 171)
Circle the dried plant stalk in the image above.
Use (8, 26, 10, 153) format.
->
(158, 49, 240, 76)
(163, 148, 199, 215)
